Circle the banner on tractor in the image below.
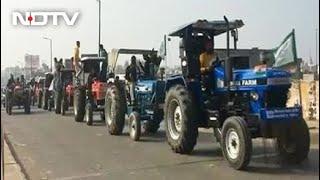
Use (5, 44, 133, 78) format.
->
(272, 29, 298, 68)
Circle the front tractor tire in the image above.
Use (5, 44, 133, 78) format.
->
(276, 119, 310, 164)
(85, 103, 93, 126)
(221, 116, 252, 170)
(129, 112, 141, 141)
(105, 84, 126, 135)
(55, 91, 62, 114)
(73, 88, 86, 122)
(164, 85, 198, 154)
(37, 91, 43, 108)
(24, 93, 31, 114)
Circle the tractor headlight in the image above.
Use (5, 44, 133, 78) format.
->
(250, 91, 259, 101)
(181, 60, 187, 67)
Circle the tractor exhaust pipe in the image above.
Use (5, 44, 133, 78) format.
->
(223, 16, 232, 89)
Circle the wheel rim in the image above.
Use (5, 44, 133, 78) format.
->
(226, 129, 240, 160)
(168, 99, 182, 140)
(85, 105, 89, 122)
(281, 131, 296, 153)
(74, 97, 78, 116)
(106, 99, 113, 126)
(130, 118, 136, 138)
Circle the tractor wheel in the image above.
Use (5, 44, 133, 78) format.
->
(61, 97, 68, 116)
(85, 103, 93, 126)
(55, 91, 62, 114)
(24, 94, 31, 114)
(48, 99, 52, 111)
(100, 112, 105, 121)
(164, 85, 198, 154)
(37, 91, 43, 108)
(276, 119, 310, 164)
(129, 112, 141, 141)
(105, 84, 126, 135)
(144, 108, 163, 134)
(5, 95, 12, 115)
(222, 116, 252, 170)
(73, 88, 86, 122)
(42, 90, 49, 110)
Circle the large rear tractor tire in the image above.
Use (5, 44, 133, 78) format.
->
(105, 83, 126, 135)
(276, 119, 310, 164)
(164, 85, 198, 154)
(73, 88, 86, 122)
(221, 116, 252, 170)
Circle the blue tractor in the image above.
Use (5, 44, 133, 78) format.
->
(105, 49, 164, 141)
(161, 17, 310, 170)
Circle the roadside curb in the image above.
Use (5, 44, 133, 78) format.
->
(4, 132, 30, 180)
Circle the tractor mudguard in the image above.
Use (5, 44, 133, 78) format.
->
(164, 75, 186, 92)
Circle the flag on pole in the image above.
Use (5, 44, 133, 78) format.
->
(272, 29, 298, 67)
(159, 39, 166, 59)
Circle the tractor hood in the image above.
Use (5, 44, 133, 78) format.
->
(214, 67, 291, 88)
(135, 80, 155, 93)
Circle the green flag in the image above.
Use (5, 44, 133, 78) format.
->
(272, 29, 298, 67)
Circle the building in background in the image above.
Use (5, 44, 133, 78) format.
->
(24, 54, 40, 80)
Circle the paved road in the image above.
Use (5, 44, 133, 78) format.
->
(2, 107, 319, 180)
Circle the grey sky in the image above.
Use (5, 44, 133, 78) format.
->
(1, 0, 319, 69)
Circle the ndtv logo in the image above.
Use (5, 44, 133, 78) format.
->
(12, 11, 80, 26)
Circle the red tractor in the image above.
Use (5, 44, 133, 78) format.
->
(73, 57, 108, 125)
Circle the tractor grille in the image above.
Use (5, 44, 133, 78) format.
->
(264, 88, 289, 108)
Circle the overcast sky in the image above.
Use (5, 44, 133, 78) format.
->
(1, 0, 319, 69)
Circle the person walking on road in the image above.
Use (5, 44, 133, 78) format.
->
(73, 41, 81, 75)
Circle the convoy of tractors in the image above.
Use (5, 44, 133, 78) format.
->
(3, 16, 310, 170)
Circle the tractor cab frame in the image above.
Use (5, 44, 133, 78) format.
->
(73, 57, 108, 125)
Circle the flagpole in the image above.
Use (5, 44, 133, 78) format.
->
(292, 29, 303, 106)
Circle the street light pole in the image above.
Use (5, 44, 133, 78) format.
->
(316, 29, 318, 75)
(97, 0, 101, 56)
(43, 37, 53, 72)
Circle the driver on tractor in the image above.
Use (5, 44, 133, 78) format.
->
(7, 74, 15, 89)
(87, 67, 99, 95)
(199, 37, 217, 75)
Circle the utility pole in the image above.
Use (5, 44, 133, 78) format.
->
(316, 29, 318, 75)
(43, 37, 53, 72)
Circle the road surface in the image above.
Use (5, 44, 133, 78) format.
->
(2, 107, 319, 180)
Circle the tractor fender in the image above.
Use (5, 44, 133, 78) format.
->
(164, 75, 186, 92)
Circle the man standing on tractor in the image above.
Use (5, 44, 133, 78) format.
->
(99, 44, 108, 81)
(7, 74, 15, 88)
(20, 75, 26, 87)
(199, 37, 216, 74)
(125, 56, 140, 105)
(73, 41, 81, 75)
